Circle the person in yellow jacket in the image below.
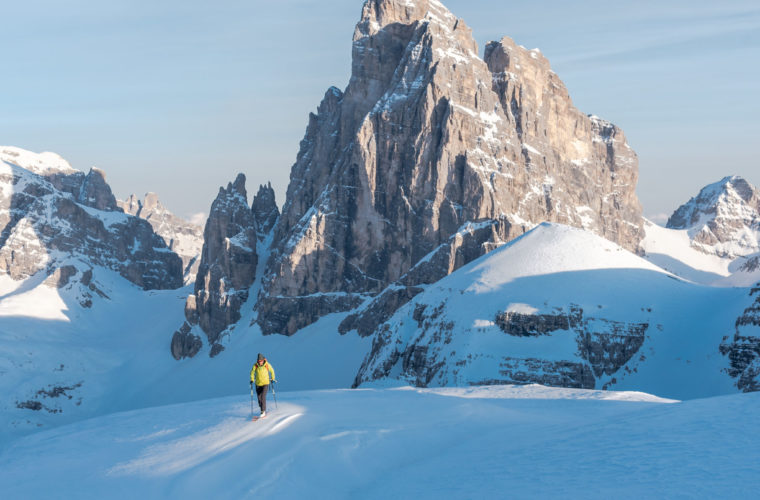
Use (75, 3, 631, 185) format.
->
(250, 353, 276, 418)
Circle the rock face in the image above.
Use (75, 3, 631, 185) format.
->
(720, 284, 760, 392)
(352, 224, 659, 389)
(667, 176, 760, 260)
(257, 0, 643, 335)
(251, 183, 279, 240)
(356, 291, 648, 389)
(339, 218, 511, 336)
(176, 174, 279, 358)
(0, 147, 183, 290)
(119, 193, 204, 284)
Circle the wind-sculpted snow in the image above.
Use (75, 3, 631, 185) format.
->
(108, 404, 303, 477)
(1, 387, 758, 498)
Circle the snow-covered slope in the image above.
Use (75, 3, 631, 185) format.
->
(644, 176, 760, 286)
(1, 386, 758, 499)
(0, 146, 78, 176)
(0, 263, 370, 445)
(355, 223, 749, 400)
(642, 218, 760, 286)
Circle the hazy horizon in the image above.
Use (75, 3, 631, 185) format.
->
(2, 0, 758, 224)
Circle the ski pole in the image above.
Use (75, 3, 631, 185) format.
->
(250, 382, 254, 419)
(272, 381, 278, 410)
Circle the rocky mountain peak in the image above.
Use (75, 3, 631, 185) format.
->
(255, 0, 644, 336)
(118, 192, 204, 284)
(485, 37, 551, 73)
(355, 0, 460, 39)
(78, 167, 119, 212)
(119, 192, 166, 218)
(142, 192, 162, 213)
(229, 173, 247, 198)
(667, 176, 760, 259)
(120, 194, 141, 215)
(178, 173, 259, 357)
(251, 182, 279, 240)
(0, 147, 182, 290)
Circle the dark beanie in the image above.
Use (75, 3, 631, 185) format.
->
(257, 353, 265, 361)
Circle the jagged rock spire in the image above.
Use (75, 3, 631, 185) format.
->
(252, 182, 279, 240)
(183, 173, 258, 351)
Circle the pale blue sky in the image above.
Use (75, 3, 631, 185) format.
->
(2, 0, 758, 223)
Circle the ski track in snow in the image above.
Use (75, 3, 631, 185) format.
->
(108, 404, 304, 477)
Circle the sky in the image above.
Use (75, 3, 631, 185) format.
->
(1, 0, 758, 224)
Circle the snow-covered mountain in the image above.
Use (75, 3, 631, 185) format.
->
(119, 192, 204, 284)
(354, 223, 748, 399)
(0, 146, 182, 290)
(667, 176, 759, 258)
(642, 176, 760, 286)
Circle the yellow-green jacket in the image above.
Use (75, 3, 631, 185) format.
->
(250, 361, 275, 386)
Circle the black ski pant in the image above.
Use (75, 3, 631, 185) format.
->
(256, 384, 269, 412)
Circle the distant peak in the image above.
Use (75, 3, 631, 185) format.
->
(666, 175, 759, 233)
(700, 175, 756, 202)
(143, 192, 162, 211)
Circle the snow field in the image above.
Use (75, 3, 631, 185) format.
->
(1, 386, 758, 499)
(0, 264, 370, 445)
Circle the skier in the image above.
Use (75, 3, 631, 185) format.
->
(250, 353, 276, 419)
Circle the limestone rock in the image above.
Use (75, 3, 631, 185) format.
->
(0, 147, 183, 290)
(77, 168, 119, 211)
(251, 182, 279, 240)
(170, 322, 203, 360)
(184, 174, 258, 348)
(667, 176, 760, 259)
(355, 301, 649, 388)
(42, 265, 78, 289)
(257, 0, 644, 335)
(339, 217, 514, 336)
(720, 283, 760, 392)
(119, 192, 204, 284)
